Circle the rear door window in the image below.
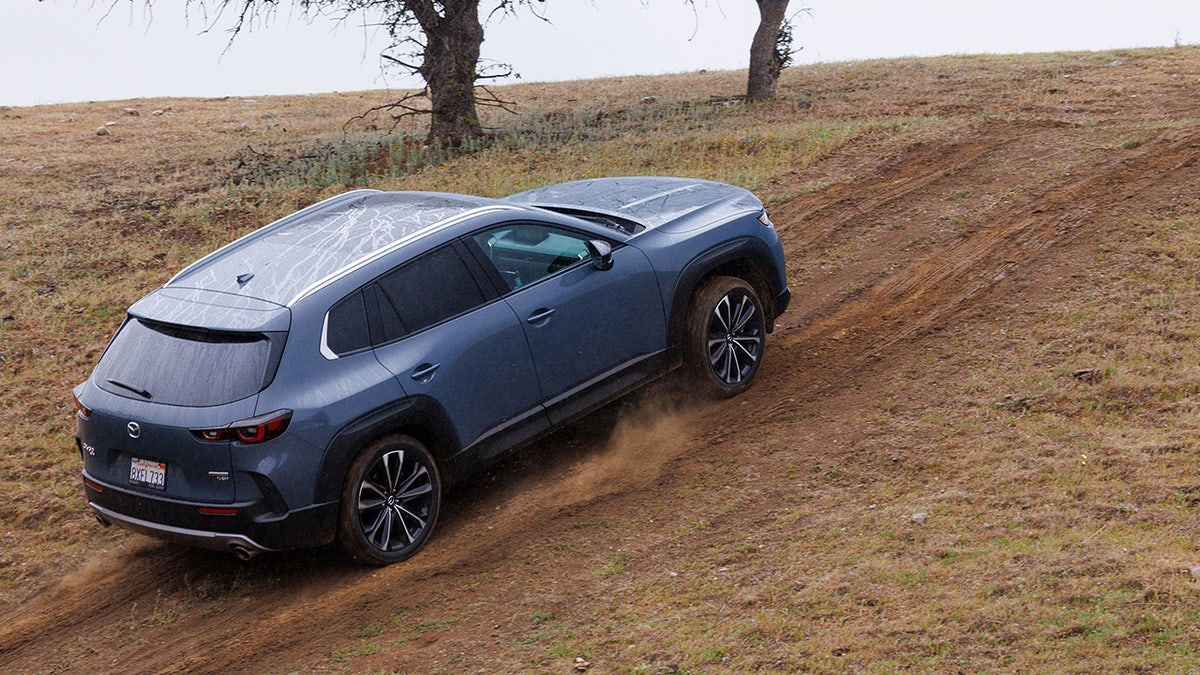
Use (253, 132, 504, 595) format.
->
(371, 244, 487, 341)
(94, 318, 276, 406)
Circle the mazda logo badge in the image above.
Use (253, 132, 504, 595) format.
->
(127, 422, 141, 439)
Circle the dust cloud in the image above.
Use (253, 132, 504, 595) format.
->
(558, 394, 701, 501)
(483, 390, 711, 529)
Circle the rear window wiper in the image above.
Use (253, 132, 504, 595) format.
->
(106, 378, 153, 400)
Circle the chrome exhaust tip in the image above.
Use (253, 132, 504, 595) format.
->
(230, 544, 260, 561)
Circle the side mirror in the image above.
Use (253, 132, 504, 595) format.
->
(586, 240, 614, 271)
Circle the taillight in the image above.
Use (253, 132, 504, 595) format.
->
(757, 210, 775, 228)
(191, 410, 292, 445)
(73, 393, 92, 420)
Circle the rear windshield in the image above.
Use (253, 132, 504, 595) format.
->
(94, 318, 278, 407)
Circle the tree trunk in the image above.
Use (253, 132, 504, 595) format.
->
(419, 0, 484, 144)
(747, 0, 790, 101)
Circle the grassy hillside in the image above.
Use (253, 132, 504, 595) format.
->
(3, 46, 1200, 672)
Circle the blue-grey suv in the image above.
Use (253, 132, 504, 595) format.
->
(73, 177, 789, 565)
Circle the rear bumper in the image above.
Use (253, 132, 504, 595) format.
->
(83, 471, 337, 555)
(91, 502, 275, 554)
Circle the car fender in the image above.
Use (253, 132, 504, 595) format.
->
(314, 396, 461, 504)
(666, 236, 782, 356)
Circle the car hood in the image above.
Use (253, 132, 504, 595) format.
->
(504, 176, 762, 232)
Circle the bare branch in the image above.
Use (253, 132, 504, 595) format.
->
(345, 89, 433, 133)
(382, 52, 422, 74)
(474, 84, 516, 112)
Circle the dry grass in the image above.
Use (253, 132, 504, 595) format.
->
(3, 45, 1200, 672)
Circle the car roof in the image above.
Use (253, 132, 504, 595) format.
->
(166, 190, 515, 307)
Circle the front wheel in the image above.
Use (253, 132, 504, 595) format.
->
(338, 435, 441, 566)
(684, 276, 767, 398)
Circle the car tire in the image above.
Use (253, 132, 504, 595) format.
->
(684, 275, 766, 398)
(337, 434, 441, 566)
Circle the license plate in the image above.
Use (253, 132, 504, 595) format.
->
(130, 457, 166, 490)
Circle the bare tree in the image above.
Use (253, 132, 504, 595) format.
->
(75, 0, 533, 144)
(746, 0, 791, 101)
(365, 0, 491, 143)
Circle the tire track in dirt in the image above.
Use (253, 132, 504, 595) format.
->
(0, 405, 707, 673)
(781, 126, 1200, 367)
(763, 126, 1200, 398)
(771, 134, 1011, 251)
(699, 122, 1200, 430)
(0, 546, 233, 668)
(4, 123, 1199, 674)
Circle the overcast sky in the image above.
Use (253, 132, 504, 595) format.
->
(3, 0, 1198, 107)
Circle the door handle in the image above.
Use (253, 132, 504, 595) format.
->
(411, 362, 440, 382)
(526, 307, 556, 325)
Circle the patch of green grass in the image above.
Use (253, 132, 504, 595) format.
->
(355, 621, 387, 638)
(595, 553, 629, 578)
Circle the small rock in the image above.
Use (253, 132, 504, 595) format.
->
(574, 656, 591, 671)
(1071, 367, 1103, 382)
(105, 121, 117, 126)
(998, 393, 1040, 412)
(640, 96, 657, 105)
(235, 123, 249, 132)
(122, 107, 139, 116)
(911, 512, 928, 525)
(1190, 565, 1200, 578)
(151, 109, 165, 116)
(95, 126, 110, 136)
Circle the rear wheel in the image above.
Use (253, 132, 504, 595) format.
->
(684, 276, 766, 398)
(337, 435, 441, 566)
